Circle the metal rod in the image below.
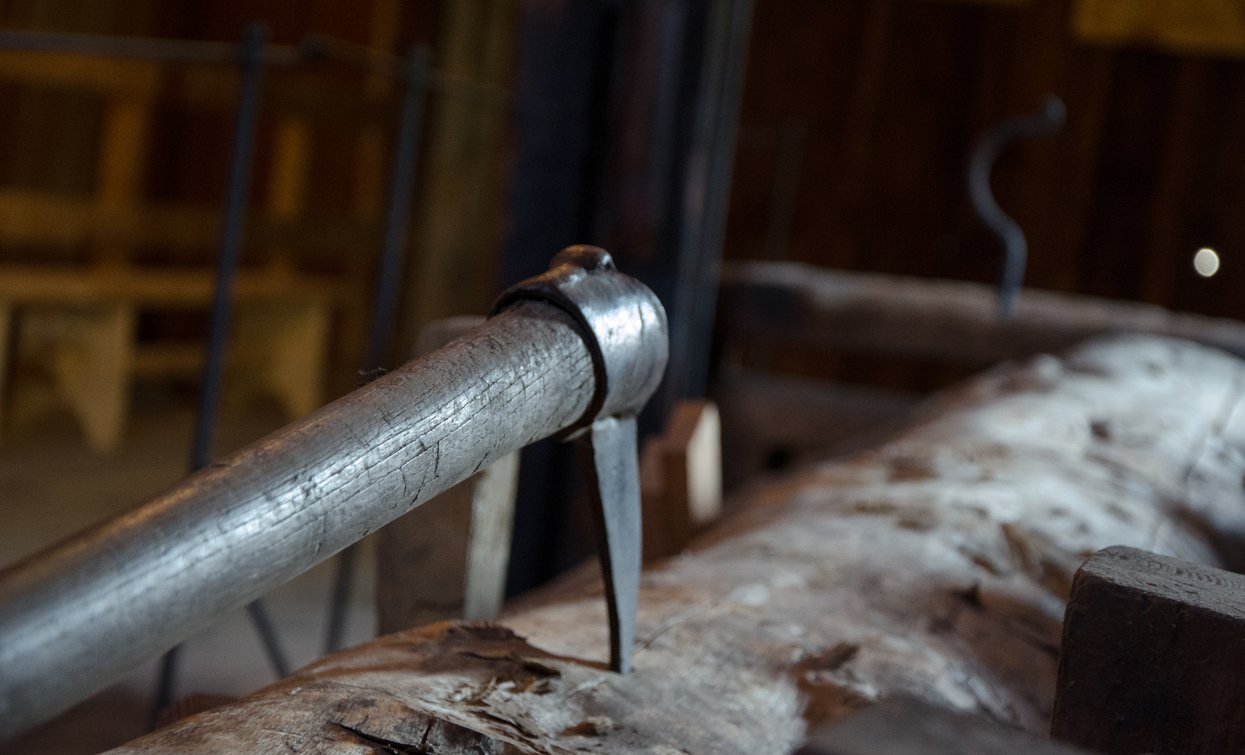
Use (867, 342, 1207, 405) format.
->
(0, 28, 301, 66)
(323, 45, 432, 655)
(363, 45, 432, 376)
(967, 95, 1066, 319)
(0, 299, 609, 740)
(153, 23, 289, 722)
(189, 23, 266, 473)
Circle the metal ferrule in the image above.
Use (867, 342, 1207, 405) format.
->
(492, 245, 669, 427)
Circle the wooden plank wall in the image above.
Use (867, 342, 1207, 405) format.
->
(726, 0, 1245, 323)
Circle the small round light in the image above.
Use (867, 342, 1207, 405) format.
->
(1194, 247, 1220, 278)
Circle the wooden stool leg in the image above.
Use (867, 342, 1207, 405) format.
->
(375, 450, 519, 632)
(640, 400, 723, 561)
(50, 304, 135, 452)
(232, 300, 329, 419)
(1052, 546, 1245, 754)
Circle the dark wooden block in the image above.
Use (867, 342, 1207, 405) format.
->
(800, 696, 1091, 754)
(1052, 545, 1245, 754)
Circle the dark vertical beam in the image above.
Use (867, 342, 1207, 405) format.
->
(500, 0, 622, 594)
(662, 0, 753, 410)
(499, 1, 619, 286)
(499, 0, 753, 592)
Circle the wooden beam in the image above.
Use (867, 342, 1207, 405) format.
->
(40, 305, 135, 452)
(0, 51, 160, 96)
(404, 0, 518, 341)
(0, 189, 375, 254)
(1073, 0, 1245, 58)
(120, 333, 1245, 752)
(0, 266, 343, 306)
(1052, 546, 1245, 754)
(718, 261, 1245, 369)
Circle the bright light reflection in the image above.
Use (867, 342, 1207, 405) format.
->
(1194, 247, 1221, 278)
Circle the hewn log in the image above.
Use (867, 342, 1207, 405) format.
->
(115, 335, 1245, 753)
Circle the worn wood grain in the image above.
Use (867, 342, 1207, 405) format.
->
(1052, 546, 1245, 754)
(376, 317, 521, 633)
(115, 334, 1245, 753)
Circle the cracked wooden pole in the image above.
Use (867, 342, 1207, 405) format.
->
(376, 316, 521, 633)
(1052, 546, 1245, 754)
(0, 251, 668, 742)
(109, 333, 1245, 753)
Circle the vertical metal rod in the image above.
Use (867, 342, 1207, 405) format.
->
(324, 45, 432, 655)
(665, 0, 754, 410)
(364, 45, 433, 374)
(966, 95, 1065, 318)
(153, 23, 290, 725)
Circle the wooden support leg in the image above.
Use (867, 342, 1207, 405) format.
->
(231, 300, 330, 419)
(375, 316, 520, 633)
(640, 399, 723, 561)
(46, 304, 135, 453)
(375, 451, 520, 632)
(1052, 546, 1245, 754)
(801, 697, 1091, 754)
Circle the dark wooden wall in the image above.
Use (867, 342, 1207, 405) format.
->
(726, 0, 1245, 321)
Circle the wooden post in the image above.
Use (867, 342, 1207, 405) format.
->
(46, 304, 136, 452)
(801, 697, 1092, 755)
(1052, 546, 1245, 754)
(230, 297, 330, 419)
(95, 96, 155, 268)
(640, 399, 722, 561)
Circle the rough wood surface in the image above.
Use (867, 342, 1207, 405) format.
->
(115, 335, 1245, 753)
(1052, 546, 1245, 754)
(377, 316, 520, 632)
(799, 696, 1090, 755)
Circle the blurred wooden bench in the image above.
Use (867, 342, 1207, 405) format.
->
(0, 265, 344, 450)
(0, 46, 387, 450)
